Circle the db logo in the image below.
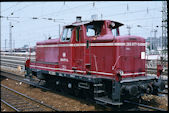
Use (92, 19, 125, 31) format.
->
(62, 52, 66, 57)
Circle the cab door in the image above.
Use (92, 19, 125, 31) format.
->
(59, 27, 73, 71)
(72, 26, 84, 72)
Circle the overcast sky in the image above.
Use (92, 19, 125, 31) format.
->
(1, 1, 163, 50)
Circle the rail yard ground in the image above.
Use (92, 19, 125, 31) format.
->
(1, 66, 168, 111)
(0, 67, 104, 111)
(1, 78, 97, 111)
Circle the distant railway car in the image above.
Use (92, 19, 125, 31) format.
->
(25, 17, 165, 105)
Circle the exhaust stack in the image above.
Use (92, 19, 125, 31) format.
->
(76, 16, 82, 22)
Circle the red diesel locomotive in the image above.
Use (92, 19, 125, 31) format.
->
(25, 17, 165, 105)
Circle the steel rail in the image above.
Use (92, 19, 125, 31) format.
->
(1, 70, 108, 111)
(1, 62, 24, 68)
(159, 90, 168, 95)
(0, 56, 35, 61)
(1, 70, 105, 111)
(0, 71, 52, 91)
(1, 65, 24, 72)
(1, 99, 20, 112)
(1, 84, 60, 111)
(124, 100, 166, 111)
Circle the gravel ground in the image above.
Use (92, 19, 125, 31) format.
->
(1, 67, 168, 111)
(141, 94, 168, 110)
(1, 78, 98, 111)
(1, 67, 102, 111)
(1, 66, 25, 77)
(1, 102, 15, 112)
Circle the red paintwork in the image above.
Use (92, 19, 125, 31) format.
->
(157, 64, 163, 77)
(29, 20, 146, 80)
(25, 59, 30, 68)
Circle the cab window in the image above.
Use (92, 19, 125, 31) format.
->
(111, 28, 119, 37)
(110, 22, 119, 37)
(86, 21, 103, 37)
(86, 25, 95, 37)
(61, 27, 73, 41)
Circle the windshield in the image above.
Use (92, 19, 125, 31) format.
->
(61, 28, 73, 41)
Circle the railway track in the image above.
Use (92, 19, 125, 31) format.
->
(1, 84, 59, 111)
(1, 62, 24, 70)
(0, 71, 48, 90)
(1, 70, 167, 111)
(123, 100, 166, 111)
(0, 71, 104, 111)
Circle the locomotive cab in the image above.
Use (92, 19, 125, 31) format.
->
(58, 20, 123, 74)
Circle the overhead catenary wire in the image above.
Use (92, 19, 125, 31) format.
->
(1, 7, 161, 26)
(2, 2, 161, 20)
(10, 27, 61, 43)
(0, 15, 65, 23)
(104, 7, 161, 18)
(38, 2, 93, 18)
(120, 16, 161, 23)
(13, 26, 60, 37)
(7, 3, 34, 16)
(5, 16, 161, 47)
(40, 2, 66, 18)
(58, 3, 161, 21)
(0, 2, 20, 13)
(1, 2, 161, 24)
(1, 15, 161, 38)
(1, 2, 162, 50)
(3, 16, 161, 39)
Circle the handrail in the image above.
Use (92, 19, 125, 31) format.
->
(112, 56, 122, 70)
(85, 53, 98, 72)
(93, 54, 98, 71)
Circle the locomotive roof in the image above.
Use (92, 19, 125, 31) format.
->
(65, 20, 123, 28)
